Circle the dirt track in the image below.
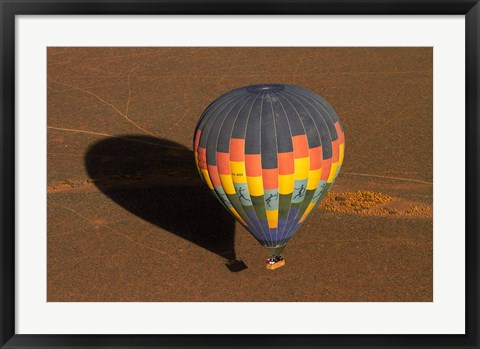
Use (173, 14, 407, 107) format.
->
(47, 47, 432, 302)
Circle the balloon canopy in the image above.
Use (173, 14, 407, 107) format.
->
(193, 84, 344, 258)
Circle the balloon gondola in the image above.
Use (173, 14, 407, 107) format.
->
(193, 84, 345, 269)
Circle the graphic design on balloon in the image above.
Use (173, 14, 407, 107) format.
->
(193, 84, 345, 270)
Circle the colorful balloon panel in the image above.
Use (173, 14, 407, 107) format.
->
(193, 84, 344, 254)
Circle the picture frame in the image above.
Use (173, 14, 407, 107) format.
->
(1, 1, 478, 348)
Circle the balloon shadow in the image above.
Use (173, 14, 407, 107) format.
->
(84, 135, 247, 272)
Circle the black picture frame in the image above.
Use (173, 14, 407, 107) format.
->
(1, 1, 478, 348)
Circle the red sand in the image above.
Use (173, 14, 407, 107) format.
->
(47, 47, 432, 302)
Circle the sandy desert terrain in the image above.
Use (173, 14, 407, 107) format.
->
(47, 47, 432, 301)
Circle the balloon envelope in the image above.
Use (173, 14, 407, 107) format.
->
(193, 84, 345, 256)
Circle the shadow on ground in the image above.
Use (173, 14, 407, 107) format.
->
(84, 135, 247, 272)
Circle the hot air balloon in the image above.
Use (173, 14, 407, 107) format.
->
(193, 84, 345, 269)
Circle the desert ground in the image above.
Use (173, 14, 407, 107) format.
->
(47, 47, 432, 301)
